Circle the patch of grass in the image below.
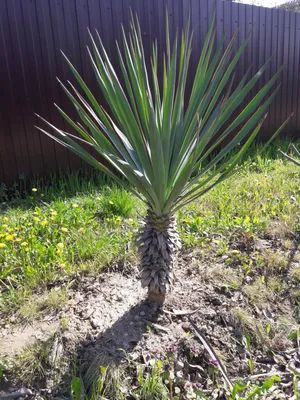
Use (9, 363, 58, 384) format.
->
(242, 279, 273, 308)
(0, 184, 138, 312)
(97, 186, 138, 218)
(18, 288, 67, 321)
(11, 336, 56, 385)
(232, 308, 269, 346)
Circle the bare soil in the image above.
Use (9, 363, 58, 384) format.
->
(1, 234, 300, 399)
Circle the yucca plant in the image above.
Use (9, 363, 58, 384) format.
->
(36, 12, 289, 304)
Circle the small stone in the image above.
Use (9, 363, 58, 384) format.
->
(90, 318, 100, 329)
(181, 322, 190, 331)
(140, 311, 145, 316)
(117, 296, 123, 302)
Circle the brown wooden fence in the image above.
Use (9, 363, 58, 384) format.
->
(0, 0, 299, 186)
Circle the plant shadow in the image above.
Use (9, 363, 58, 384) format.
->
(73, 299, 160, 394)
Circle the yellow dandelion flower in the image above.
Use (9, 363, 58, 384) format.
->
(0, 243, 6, 248)
(0, 234, 4, 238)
(41, 194, 44, 197)
(28, 222, 33, 226)
(40, 220, 48, 227)
(128, 218, 134, 224)
(25, 247, 29, 252)
(2, 224, 7, 229)
(268, 193, 273, 198)
(33, 217, 39, 222)
(5, 235, 13, 241)
(12, 233, 17, 238)
(56, 242, 64, 250)
(21, 242, 28, 247)
(109, 200, 114, 205)
(72, 203, 79, 208)
(15, 238, 21, 242)
(78, 228, 84, 233)
(61, 227, 68, 233)
(8, 228, 13, 233)
(32, 188, 37, 192)
(3, 217, 8, 222)
(51, 211, 57, 217)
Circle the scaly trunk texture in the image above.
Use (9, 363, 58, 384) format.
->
(137, 210, 181, 304)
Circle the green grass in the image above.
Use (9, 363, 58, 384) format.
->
(1, 140, 300, 313)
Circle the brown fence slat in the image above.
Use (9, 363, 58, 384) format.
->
(1, 0, 300, 186)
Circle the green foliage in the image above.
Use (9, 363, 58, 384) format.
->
(98, 186, 137, 218)
(133, 362, 169, 400)
(37, 12, 289, 217)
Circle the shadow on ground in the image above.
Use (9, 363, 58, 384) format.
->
(71, 299, 159, 394)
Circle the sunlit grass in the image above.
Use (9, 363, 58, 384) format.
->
(1, 141, 300, 312)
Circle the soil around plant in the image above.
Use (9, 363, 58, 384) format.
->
(1, 234, 300, 399)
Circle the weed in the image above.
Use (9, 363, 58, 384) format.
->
(12, 336, 56, 385)
(18, 288, 67, 321)
(242, 279, 272, 308)
(232, 308, 269, 346)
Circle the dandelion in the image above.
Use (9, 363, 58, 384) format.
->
(51, 211, 57, 217)
(268, 193, 273, 198)
(0, 243, 6, 248)
(128, 218, 134, 224)
(28, 223, 33, 226)
(32, 188, 37, 192)
(61, 227, 68, 233)
(109, 200, 114, 205)
(3, 217, 8, 222)
(78, 228, 84, 233)
(41, 194, 44, 197)
(33, 217, 39, 222)
(21, 242, 28, 247)
(40, 220, 48, 227)
(5, 235, 13, 241)
(56, 243, 64, 250)
(25, 247, 30, 252)
(15, 238, 21, 242)
(0, 234, 4, 238)
(2, 225, 8, 229)
(72, 203, 79, 208)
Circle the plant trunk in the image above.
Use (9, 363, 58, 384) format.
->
(137, 210, 181, 304)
